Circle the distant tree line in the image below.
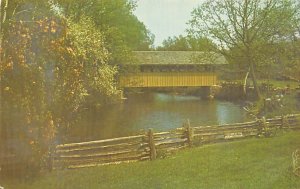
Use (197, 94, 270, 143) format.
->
(156, 35, 216, 51)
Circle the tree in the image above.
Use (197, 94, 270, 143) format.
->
(158, 35, 189, 51)
(188, 0, 300, 99)
(157, 35, 215, 51)
(55, 0, 154, 64)
(0, 1, 119, 175)
(1, 3, 61, 174)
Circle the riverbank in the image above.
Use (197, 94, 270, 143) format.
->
(2, 131, 300, 189)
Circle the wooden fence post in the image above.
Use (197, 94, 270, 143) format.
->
(186, 119, 194, 147)
(256, 118, 261, 137)
(281, 115, 289, 129)
(257, 117, 267, 137)
(292, 149, 300, 177)
(281, 115, 284, 129)
(261, 117, 270, 136)
(49, 146, 54, 171)
(148, 128, 156, 160)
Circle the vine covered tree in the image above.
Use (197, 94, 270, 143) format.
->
(0, 1, 119, 175)
(188, 0, 300, 99)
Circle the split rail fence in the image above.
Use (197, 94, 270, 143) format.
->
(54, 114, 300, 169)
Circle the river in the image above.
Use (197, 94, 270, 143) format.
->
(64, 92, 248, 143)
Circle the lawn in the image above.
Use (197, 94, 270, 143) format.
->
(258, 80, 299, 89)
(220, 79, 299, 89)
(2, 131, 300, 189)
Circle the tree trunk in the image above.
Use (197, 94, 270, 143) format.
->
(249, 59, 261, 100)
(0, 0, 9, 61)
(243, 68, 250, 95)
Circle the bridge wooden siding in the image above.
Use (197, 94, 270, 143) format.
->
(119, 72, 217, 88)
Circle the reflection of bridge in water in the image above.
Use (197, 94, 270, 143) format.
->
(119, 51, 227, 90)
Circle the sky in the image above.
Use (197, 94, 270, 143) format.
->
(134, 0, 203, 47)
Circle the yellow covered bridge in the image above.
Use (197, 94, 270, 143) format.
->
(119, 51, 227, 88)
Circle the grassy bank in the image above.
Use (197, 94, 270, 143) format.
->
(2, 131, 300, 189)
(220, 79, 299, 88)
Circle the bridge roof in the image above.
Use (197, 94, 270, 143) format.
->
(132, 51, 227, 65)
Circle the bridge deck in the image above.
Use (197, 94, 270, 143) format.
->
(119, 72, 217, 88)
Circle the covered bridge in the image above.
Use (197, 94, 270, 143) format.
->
(119, 51, 227, 88)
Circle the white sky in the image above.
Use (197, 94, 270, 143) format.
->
(134, 0, 203, 47)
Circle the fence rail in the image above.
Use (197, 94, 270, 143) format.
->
(53, 114, 300, 169)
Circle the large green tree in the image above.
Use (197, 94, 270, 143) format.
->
(189, 0, 300, 99)
(56, 0, 154, 64)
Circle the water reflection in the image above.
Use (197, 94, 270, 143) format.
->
(65, 92, 247, 142)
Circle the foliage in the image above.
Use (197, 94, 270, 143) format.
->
(55, 0, 154, 64)
(43, 16, 121, 132)
(0, 1, 119, 175)
(188, 0, 300, 99)
(1, 15, 62, 175)
(157, 35, 215, 51)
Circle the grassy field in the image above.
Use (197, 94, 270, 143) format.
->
(2, 131, 300, 189)
(220, 79, 299, 88)
(257, 80, 299, 88)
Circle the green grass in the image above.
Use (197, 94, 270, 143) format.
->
(258, 80, 299, 88)
(2, 131, 300, 189)
(220, 79, 299, 88)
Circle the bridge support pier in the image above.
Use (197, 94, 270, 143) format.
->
(200, 86, 214, 99)
(120, 89, 127, 100)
